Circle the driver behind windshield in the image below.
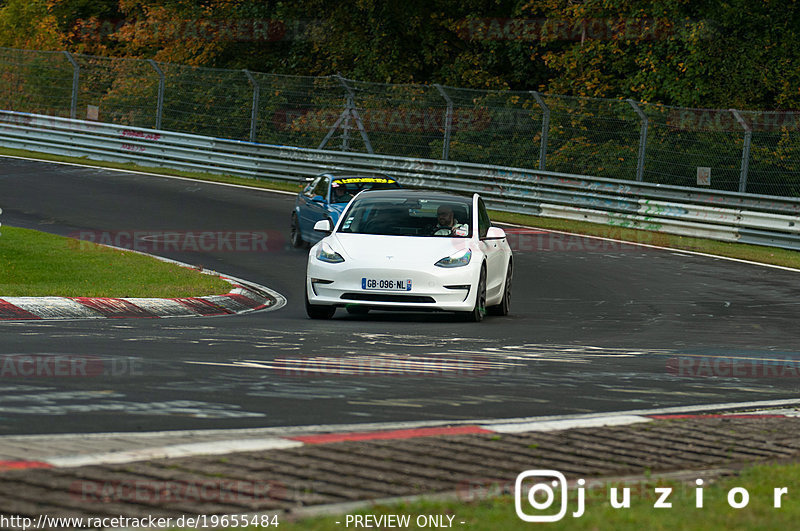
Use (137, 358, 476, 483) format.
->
(332, 184, 353, 203)
(432, 204, 469, 236)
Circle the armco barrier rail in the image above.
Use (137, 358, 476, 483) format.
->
(1, 110, 800, 251)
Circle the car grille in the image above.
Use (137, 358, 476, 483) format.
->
(340, 293, 436, 303)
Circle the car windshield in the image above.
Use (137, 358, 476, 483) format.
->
(330, 177, 400, 204)
(338, 197, 472, 237)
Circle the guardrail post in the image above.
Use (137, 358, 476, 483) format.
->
(244, 70, 260, 142)
(147, 60, 165, 130)
(434, 84, 453, 160)
(730, 109, 752, 193)
(531, 91, 549, 171)
(336, 75, 373, 154)
(62, 51, 79, 120)
(627, 99, 648, 182)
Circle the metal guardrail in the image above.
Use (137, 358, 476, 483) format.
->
(2, 110, 800, 251)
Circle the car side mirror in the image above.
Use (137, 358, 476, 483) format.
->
(314, 219, 332, 233)
(483, 227, 506, 240)
(311, 195, 326, 204)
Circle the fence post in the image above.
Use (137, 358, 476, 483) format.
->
(244, 70, 260, 142)
(434, 84, 453, 160)
(336, 75, 373, 154)
(531, 91, 549, 171)
(730, 109, 752, 193)
(147, 60, 165, 130)
(627, 99, 648, 182)
(341, 94, 351, 152)
(62, 51, 79, 120)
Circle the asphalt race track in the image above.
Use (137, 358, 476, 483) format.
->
(1, 157, 799, 435)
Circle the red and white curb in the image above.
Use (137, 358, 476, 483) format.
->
(0, 277, 283, 320)
(4, 398, 799, 471)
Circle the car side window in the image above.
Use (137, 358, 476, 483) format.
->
(478, 198, 491, 239)
(312, 176, 330, 200)
(304, 177, 321, 198)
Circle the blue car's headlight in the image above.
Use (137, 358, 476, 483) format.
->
(316, 242, 345, 263)
(435, 248, 471, 268)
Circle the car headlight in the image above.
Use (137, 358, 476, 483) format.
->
(434, 248, 471, 268)
(316, 242, 345, 263)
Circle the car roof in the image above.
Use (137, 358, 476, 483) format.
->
(332, 176, 398, 184)
(321, 172, 392, 178)
(354, 189, 473, 203)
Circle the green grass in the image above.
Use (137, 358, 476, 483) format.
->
(263, 462, 800, 530)
(2, 146, 799, 270)
(0, 226, 231, 297)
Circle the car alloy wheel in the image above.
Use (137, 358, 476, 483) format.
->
(463, 265, 486, 322)
(290, 212, 304, 248)
(305, 286, 335, 319)
(488, 260, 512, 316)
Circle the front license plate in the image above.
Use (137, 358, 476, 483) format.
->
(362, 278, 412, 291)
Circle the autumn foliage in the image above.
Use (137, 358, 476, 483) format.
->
(0, 0, 797, 110)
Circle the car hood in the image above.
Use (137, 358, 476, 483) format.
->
(331, 234, 472, 265)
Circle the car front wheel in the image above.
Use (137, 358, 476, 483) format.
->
(488, 260, 512, 316)
(461, 265, 486, 322)
(305, 286, 335, 319)
(290, 212, 304, 248)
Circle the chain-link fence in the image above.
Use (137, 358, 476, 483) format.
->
(1, 46, 799, 197)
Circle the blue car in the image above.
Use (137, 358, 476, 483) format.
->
(290, 172, 401, 247)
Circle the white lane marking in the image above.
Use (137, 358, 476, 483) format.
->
(475, 397, 800, 428)
(499, 221, 800, 273)
(45, 438, 303, 467)
(0, 154, 298, 196)
(736, 408, 800, 417)
(486, 415, 652, 433)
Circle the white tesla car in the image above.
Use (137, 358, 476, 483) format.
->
(304, 189, 513, 321)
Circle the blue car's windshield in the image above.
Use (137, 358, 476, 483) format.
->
(338, 197, 472, 237)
